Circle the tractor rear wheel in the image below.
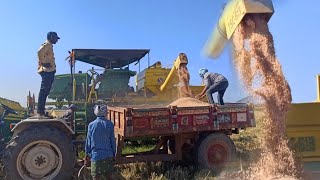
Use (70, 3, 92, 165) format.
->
(197, 133, 236, 173)
(4, 126, 74, 180)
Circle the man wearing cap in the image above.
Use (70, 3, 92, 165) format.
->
(37, 31, 60, 117)
(85, 105, 116, 180)
(196, 68, 229, 105)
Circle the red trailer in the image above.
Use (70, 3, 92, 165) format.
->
(108, 103, 255, 170)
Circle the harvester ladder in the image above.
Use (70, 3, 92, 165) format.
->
(74, 105, 88, 135)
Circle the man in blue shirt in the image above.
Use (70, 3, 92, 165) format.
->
(85, 105, 116, 180)
(196, 68, 229, 105)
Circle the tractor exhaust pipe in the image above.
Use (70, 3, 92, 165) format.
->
(203, 0, 274, 59)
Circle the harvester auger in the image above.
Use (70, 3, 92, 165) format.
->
(204, 0, 274, 59)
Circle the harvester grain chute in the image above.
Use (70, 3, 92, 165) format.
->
(203, 0, 274, 59)
(159, 53, 188, 92)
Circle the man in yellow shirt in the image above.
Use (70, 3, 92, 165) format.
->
(37, 32, 60, 117)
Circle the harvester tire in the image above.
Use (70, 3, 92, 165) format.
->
(197, 133, 236, 173)
(3, 126, 74, 180)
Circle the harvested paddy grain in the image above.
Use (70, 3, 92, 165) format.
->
(169, 97, 210, 107)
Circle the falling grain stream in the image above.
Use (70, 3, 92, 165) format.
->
(178, 64, 194, 98)
(232, 14, 303, 179)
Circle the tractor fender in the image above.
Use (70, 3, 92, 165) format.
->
(11, 118, 74, 137)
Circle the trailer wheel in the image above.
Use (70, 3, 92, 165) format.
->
(197, 133, 236, 172)
(4, 126, 74, 180)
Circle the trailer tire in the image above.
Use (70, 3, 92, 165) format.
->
(197, 133, 236, 172)
(3, 126, 74, 180)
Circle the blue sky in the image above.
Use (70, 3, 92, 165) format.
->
(0, 0, 319, 106)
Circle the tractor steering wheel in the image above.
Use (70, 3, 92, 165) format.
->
(0, 103, 19, 115)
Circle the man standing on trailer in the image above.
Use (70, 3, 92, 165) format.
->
(85, 105, 116, 180)
(196, 68, 229, 105)
(37, 31, 60, 117)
